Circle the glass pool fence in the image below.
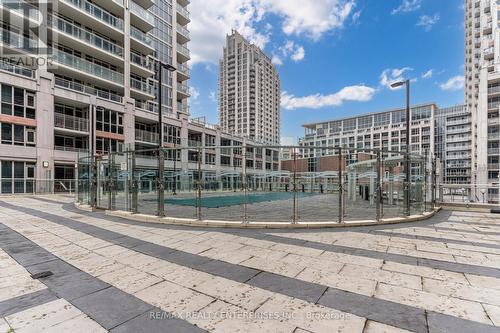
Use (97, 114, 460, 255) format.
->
(76, 146, 440, 224)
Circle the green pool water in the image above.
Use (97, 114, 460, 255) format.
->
(165, 192, 316, 208)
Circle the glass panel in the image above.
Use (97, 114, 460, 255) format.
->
(1, 161, 12, 194)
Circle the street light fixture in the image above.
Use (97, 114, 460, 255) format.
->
(156, 61, 176, 217)
(391, 79, 411, 216)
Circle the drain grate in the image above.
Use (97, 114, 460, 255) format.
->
(31, 271, 53, 279)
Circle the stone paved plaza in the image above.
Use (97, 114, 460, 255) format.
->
(0, 195, 499, 332)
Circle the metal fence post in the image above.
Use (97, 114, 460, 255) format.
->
(376, 150, 381, 222)
(431, 154, 436, 209)
(424, 149, 428, 212)
(197, 147, 202, 221)
(243, 145, 248, 224)
(158, 148, 165, 217)
(338, 148, 343, 223)
(292, 148, 297, 224)
(91, 156, 97, 209)
(405, 152, 410, 216)
(131, 151, 138, 214)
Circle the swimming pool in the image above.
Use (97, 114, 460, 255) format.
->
(165, 192, 316, 208)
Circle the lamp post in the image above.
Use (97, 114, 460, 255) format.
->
(391, 80, 411, 216)
(156, 61, 176, 217)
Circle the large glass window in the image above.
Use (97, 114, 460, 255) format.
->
(96, 108, 123, 134)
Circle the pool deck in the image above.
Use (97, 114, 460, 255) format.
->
(1, 195, 500, 332)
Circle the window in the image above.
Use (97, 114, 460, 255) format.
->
(14, 125, 24, 145)
(1, 123, 12, 144)
(96, 108, 123, 134)
(374, 113, 390, 126)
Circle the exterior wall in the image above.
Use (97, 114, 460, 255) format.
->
(297, 103, 437, 159)
(219, 30, 281, 145)
(0, 1, 279, 194)
(465, 0, 500, 202)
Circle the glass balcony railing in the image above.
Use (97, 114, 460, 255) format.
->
(130, 53, 153, 71)
(177, 82, 189, 95)
(176, 3, 190, 20)
(61, 0, 124, 31)
(51, 49, 124, 84)
(0, 59, 35, 78)
(176, 24, 190, 39)
(135, 129, 159, 144)
(0, 27, 38, 53)
(176, 62, 190, 77)
(49, 15, 124, 57)
(130, 1, 155, 26)
(0, 0, 42, 22)
(54, 112, 89, 132)
(55, 77, 123, 103)
(130, 77, 154, 95)
(130, 26, 153, 47)
(177, 43, 190, 58)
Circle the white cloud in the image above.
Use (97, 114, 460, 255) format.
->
(380, 67, 413, 89)
(208, 90, 217, 102)
(440, 76, 464, 91)
(190, 0, 357, 65)
(352, 10, 361, 24)
(189, 86, 200, 100)
(271, 54, 284, 66)
(417, 13, 440, 31)
(281, 85, 376, 110)
(391, 0, 421, 15)
(422, 69, 433, 79)
(291, 46, 305, 62)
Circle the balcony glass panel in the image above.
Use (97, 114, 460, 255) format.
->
(61, 0, 124, 31)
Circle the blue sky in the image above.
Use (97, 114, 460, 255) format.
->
(187, 0, 465, 143)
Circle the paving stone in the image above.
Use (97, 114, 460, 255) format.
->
(41, 271, 110, 301)
(374, 283, 492, 324)
(111, 307, 206, 333)
(318, 288, 427, 333)
(427, 311, 499, 333)
(5, 299, 83, 332)
(196, 259, 260, 282)
(98, 266, 162, 294)
(71, 286, 154, 330)
(423, 277, 500, 306)
(483, 304, 500, 326)
(48, 314, 108, 333)
(247, 272, 327, 304)
(0, 288, 57, 317)
(363, 320, 414, 333)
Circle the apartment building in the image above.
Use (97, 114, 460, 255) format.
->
(219, 30, 281, 145)
(436, 105, 472, 184)
(0, 0, 278, 194)
(465, 0, 500, 201)
(297, 103, 437, 160)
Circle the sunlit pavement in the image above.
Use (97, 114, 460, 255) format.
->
(0, 195, 499, 333)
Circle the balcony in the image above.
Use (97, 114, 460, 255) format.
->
(177, 43, 190, 62)
(177, 82, 190, 97)
(135, 129, 159, 144)
(48, 15, 124, 61)
(54, 112, 89, 133)
(447, 136, 471, 143)
(176, 62, 190, 80)
(488, 148, 500, 155)
(484, 47, 494, 59)
(176, 24, 190, 43)
(50, 49, 124, 87)
(130, 0, 155, 31)
(177, 102, 189, 114)
(135, 100, 157, 113)
(0, 0, 42, 23)
(55, 77, 123, 103)
(0, 27, 38, 54)
(447, 145, 471, 151)
(60, 0, 124, 32)
(176, 3, 190, 25)
(488, 132, 500, 140)
(188, 139, 202, 148)
(130, 53, 154, 77)
(0, 59, 35, 78)
(130, 77, 155, 98)
(130, 26, 154, 53)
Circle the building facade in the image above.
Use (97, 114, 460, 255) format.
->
(436, 105, 472, 184)
(465, 0, 500, 201)
(219, 30, 281, 145)
(298, 103, 437, 160)
(0, 1, 278, 194)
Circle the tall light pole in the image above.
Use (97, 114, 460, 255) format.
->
(156, 61, 176, 217)
(391, 80, 411, 216)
